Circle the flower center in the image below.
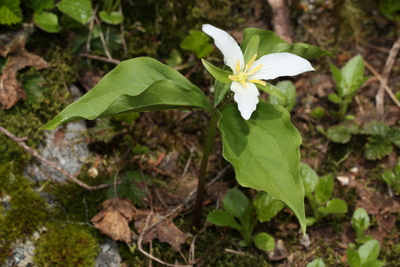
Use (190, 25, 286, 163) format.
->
(228, 54, 266, 88)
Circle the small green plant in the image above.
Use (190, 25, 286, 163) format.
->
(267, 80, 297, 112)
(382, 158, 400, 195)
(347, 240, 385, 267)
(180, 30, 214, 58)
(351, 207, 374, 245)
(206, 189, 284, 251)
(307, 258, 325, 267)
(300, 162, 348, 226)
(328, 55, 369, 121)
(327, 120, 400, 160)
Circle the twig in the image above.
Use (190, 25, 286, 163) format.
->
(94, 16, 113, 60)
(79, 53, 121, 65)
(364, 60, 400, 109)
(375, 37, 400, 115)
(137, 211, 192, 267)
(0, 125, 116, 191)
(267, 0, 293, 43)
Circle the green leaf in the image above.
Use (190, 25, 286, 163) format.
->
(317, 198, 348, 214)
(365, 135, 393, 160)
(218, 102, 306, 233)
(253, 232, 275, 252)
(379, 0, 400, 21)
(328, 93, 342, 104)
(347, 248, 361, 267)
(361, 121, 389, 136)
(241, 28, 286, 56)
(57, 0, 92, 24)
(201, 59, 232, 84)
(268, 81, 296, 112)
(358, 240, 380, 263)
(306, 258, 326, 267)
(41, 57, 211, 130)
(181, 30, 213, 58)
(0, 0, 22, 25)
(300, 162, 319, 196)
(314, 174, 334, 205)
(387, 127, 400, 147)
(206, 210, 243, 230)
(306, 216, 317, 226)
(33, 11, 61, 33)
(214, 80, 231, 107)
(330, 64, 345, 96)
(223, 189, 249, 219)
(270, 43, 334, 59)
(22, 75, 46, 108)
(99, 11, 124, 25)
(243, 35, 260, 63)
(352, 207, 370, 239)
(327, 123, 359, 144)
(382, 170, 395, 186)
(341, 55, 365, 96)
(253, 191, 285, 222)
(25, 0, 54, 12)
(257, 82, 287, 102)
(309, 107, 326, 119)
(361, 260, 385, 267)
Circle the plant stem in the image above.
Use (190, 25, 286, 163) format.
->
(191, 111, 218, 232)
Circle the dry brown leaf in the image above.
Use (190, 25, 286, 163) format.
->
(91, 197, 137, 243)
(0, 34, 48, 109)
(134, 209, 187, 251)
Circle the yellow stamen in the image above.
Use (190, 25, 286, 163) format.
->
(249, 64, 263, 74)
(235, 60, 241, 72)
(228, 54, 265, 87)
(249, 79, 266, 86)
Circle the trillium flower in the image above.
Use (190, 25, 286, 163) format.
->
(202, 24, 315, 120)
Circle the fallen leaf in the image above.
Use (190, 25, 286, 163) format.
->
(134, 209, 187, 251)
(0, 33, 48, 109)
(91, 197, 137, 243)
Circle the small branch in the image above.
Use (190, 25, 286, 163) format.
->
(364, 60, 400, 109)
(79, 53, 121, 65)
(375, 37, 400, 115)
(267, 0, 293, 43)
(0, 125, 116, 191)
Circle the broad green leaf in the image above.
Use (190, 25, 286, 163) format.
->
(306, 258, 326, 267)
(327, 123, 359, 144)
(358, 240, 380, 263)
(387, 127, 400, 147)
(341, 55, 365, 96)
(0, 0, 22, 25)
(306, 216, 317, 226)
(201, 59, 232, 84)
(253, 232, 275, 252)
(214, 80, 231, 107)
(206, 210, 243, 230)
(242, 28, 286, 56)
(314, 174, 334, 205)
(352, 207, 370, 238)
(271, 43, 334, 59)
(365, 135, 393, 160)
(57, 0, 92, 24)
(355, 235, 375, 244)
(347, 248, 361, 267)
(257, 82, 287, 102)
(99, 11, 124, 25)
(361, 121, 389, 136)
(299, 162, 318, 196)
(41, 57, 211, 130)
(223, 189, 249, 219)
(253, 191, 285, 222)
(361, 260, 385, 267)
(180, 30, 213, 58)
(243, 35, 260, 63)
(268, 81, 296, 112)
(328, 93, 342, 104)
(330, 64, 345, 96)
(318, 198, 348, 214)
(33, 11, 61, 33)
(382, 170, 395, 186)
(218, 102, 306, 233)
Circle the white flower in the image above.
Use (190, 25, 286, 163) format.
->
(202, 24, 315, 120)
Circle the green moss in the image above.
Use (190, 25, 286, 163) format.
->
(33, 223, 99, 267)
(0, 162, 48, 261)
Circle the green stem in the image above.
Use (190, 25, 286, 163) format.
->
(191, 111, 218, 232)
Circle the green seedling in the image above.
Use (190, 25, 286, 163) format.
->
(351, 207, 374, 245)
(382, 158, 400, 195)
(327, 120, 400, 160)
(307, 258, 325, 267)
(347, 240, 385, 267)
(300, 162, 348, 226)
(206, 189, 284, 251)
(328, 55, 369, 121)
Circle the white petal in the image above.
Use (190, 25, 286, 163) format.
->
(202, 24, 244, 74)
(249, 53, 314, 80)
(230, 81, 260, 120)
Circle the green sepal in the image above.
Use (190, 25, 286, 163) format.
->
(201, 59, 232, 85)
(243, 35, 260, 63)
(256, 82, 287, 102)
